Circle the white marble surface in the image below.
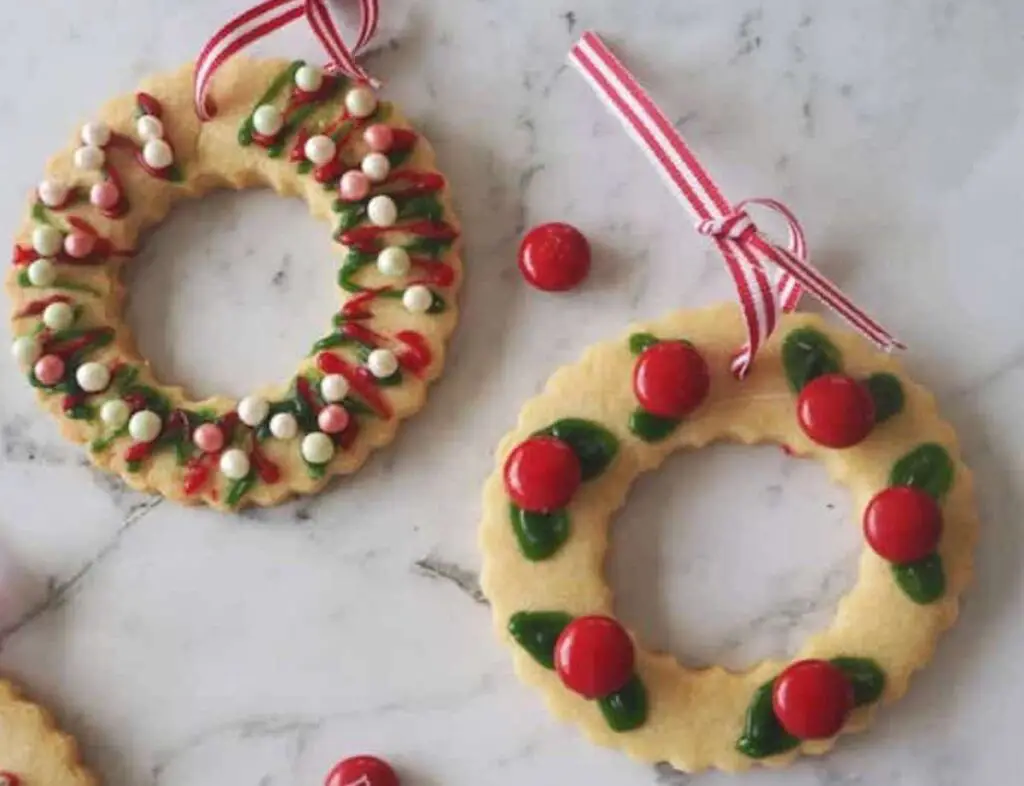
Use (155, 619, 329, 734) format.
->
(1, 1, 1022, 784)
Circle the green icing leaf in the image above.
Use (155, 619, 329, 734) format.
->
(781, 327, 842, 392)
(830, 657, 886, 706)
(736, 679, 799, 759)
(226, 471, 257, 507)
(507, 610, 573, 669)
(892, 553, 945, 604)
(535, 418, 618, 482)
(65, 403, 93, 420)
(864, 372, 904, 424)
(427, 291, 446, 314)
(403, 236, 451, 257)
(297, 160, 313, 175)
(375, 370, 403, 387)
(628, 332, 660, 355)
(398, 194, 444, 223)
(312, 332, 355, 353)
(889, 443, 954, 500)
(598, 675, 648, 732)
(335, 203, 366, 232)
(510, 503, 570, 561)
(31, 201, 49, 223)
(628, 409, 681, 442)
(306, 461, 327, 479)
(387, 146, 413, 169)
(239, 60, 302, 146)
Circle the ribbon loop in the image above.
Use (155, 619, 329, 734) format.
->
(568, 31, 905, 377)
(193, 0, 380, 121)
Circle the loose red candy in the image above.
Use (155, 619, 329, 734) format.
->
(796, 374, 875, 448)
(772, 659, 854, 740)
(863, 485, 942, 564)
(503, 436, 581, 513)
(325, 755, 399, 786)
(554, 615, 635, 699)
(633, 341, 710, 418)
(518, 222, 591, 292)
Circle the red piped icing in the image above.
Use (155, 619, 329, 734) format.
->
(15, 294, 72, 318)
(339, 220, 458, 252)
(395, 330, 431, 375)
(316, 351, 393, 419)
(251, 443, 281, 484)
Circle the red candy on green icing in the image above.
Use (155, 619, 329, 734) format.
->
(863, 486, 942, 564)
(325, 755, 399, 786)
(633, 341, 710, 418)
(796, 373, 875, 448)
(554, 615, 635, 699)
(772, 659, 854, 739)
(518, 222, 591, 292)
(504, 436, 581, 513)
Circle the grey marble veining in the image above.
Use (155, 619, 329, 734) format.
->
(1, 1, 1022, 784)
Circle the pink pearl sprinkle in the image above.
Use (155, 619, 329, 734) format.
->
(317, 404, 350, 434)
(192, 423, 225, 453)
(363, 124, 394, 153)
(63, 231, 96, 259)
(34, 354, 65, 386)
(338, 170, 371, 202)
(90, 181, 120, 210)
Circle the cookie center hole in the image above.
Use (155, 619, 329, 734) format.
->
(608, 443, 858, 671)
(124, 189, 340, 400)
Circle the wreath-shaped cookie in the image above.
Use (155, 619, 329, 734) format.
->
(480, 304, 977, 772)
(7, 58, 461, 509)
(0, 679, 94, 786)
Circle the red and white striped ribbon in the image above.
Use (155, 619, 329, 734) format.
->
(568, 32, 904, 377)
(193, 0, 380, 121)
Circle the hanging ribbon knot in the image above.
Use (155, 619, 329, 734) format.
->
(193, 0, 380, 121)
(568, 31, 905, 377)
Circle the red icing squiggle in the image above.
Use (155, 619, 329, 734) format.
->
(15, 294, 72, 318)
(316, 351, 393, 419)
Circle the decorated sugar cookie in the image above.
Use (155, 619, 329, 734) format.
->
(0, 679, 95, 786)
(480, 33, 978, 773)
(6, 6, 460, 510)
(480, 305, 977, 771)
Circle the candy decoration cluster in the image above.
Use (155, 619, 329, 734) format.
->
(736, 657, 885, 758)
(10, 63, 459, 507)
(782, 327, 952, 604)
(510, 612, 648, 732)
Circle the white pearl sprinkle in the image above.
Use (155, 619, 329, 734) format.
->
(252, 104, 284, 137)
(345, 85, 378, 119)
(80, 121, 111, 147)
(32, 226, 63, 257)
(304, 134, 337, 166)
(128, 410, 162, 443)
(26, 258, 56, 287)
(361, 152, 390, 183)
(269, 412, 299, 440)
(301, 432, 335, 465)
(75, 361, 111, 393)
(237, 395, 270, 427)
(366, 348, 399, 379)
(37, 179, 69, 208)
(11, 336, 40, 367)
(99, 398, 130, 429)
(367, 195, 397, 227)
(402, 284, 434, 313)
(295, 64, 324, 93)
(42, 302, 74, 331)
(136, 114, 165, 141)
(320, 374, 350, 403)
(376, 246, 411, 277)
(142, 139, 174, 170)
(219, 448, 251, 480)
(74, 145, 106, 171)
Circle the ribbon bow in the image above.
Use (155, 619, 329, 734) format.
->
(568, 32, 904, 377)
(193, 0, 380, 121)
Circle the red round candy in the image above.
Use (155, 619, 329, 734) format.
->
(863, 486, 942, 564)
(503, 436, 581, 513)
(772, 659, 854, 740)
(633, 341, 710, 418)
(325, 755, 398, 786)
(796, 374, 875, 448)
(518, 222, 591, 292)
(554, 615, 635, 699)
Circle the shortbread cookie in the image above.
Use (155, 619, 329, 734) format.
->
(480, 304, 977, 772)
(0, 679, 95, 786)
(7, 59, 461, 509)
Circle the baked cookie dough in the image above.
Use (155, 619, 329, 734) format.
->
(0, 679, 95, 786)
(480, 304, 977, 772)
(7, 59, 461, 509)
